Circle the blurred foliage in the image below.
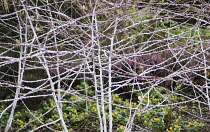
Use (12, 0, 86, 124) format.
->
(0, 0, 8, 11)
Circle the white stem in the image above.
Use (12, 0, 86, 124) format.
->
(91, 1, 104, 131)
(40, 54, 68, 131)
(5, 6, 26, 131)
(108, 18, 118, 132)
(198, 28, 210, 110)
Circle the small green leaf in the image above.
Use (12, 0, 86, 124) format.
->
(139, 66, 144, 69)
(71, 0, 76, 3)
(59, 43, 65, 48)
(15, 39, 20, 44)
(35, 28, 42, 32)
